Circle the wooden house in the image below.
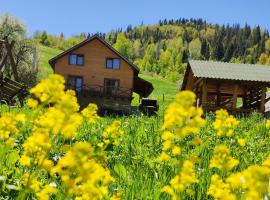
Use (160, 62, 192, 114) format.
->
(181, 60, 270, 115)
(49, 35, 153, 108)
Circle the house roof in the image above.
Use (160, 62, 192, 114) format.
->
(188, 60, 270, 82)
(48, 34, 139, 74)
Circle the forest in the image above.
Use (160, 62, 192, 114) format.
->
(34, 18, 270, 81)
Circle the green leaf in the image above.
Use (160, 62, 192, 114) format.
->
(114, 163, 127, 179)
(6, 151, 20, 167)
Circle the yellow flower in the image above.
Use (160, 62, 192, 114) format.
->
(20, 155, 31, 166)
(207, 174, 236, 200)
(36, 185, 57, 200)
(158, 152, 171, 161)
(81, 104, 100, 124)
(20, 173, 42, 192)
(237, 138, 246, 147)
(169, 160, 198, 192)
(159, 91, 205, 161)
(51, 142, 114, 200)
(266, 119, 270, 128)
(20, 128, 51, 168)
(213, 109, 239, 137)
(41, 159, 54, 171)
(162, 140, 172, 151)
(30, 74, 65, 104)
(172, 146, 181, 155)
(101, 121, 124, 147)
(162, 91, 205, 133)
(188, 136, 203, 146)
(161, 131, 175, 140)
(161, 185, 178, 200)
(27, 98, 38, 109)
(0, 113, 20, 146)
(210, 145, 239, 171)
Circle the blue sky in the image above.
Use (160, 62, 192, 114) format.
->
(0, 0, 269, 37)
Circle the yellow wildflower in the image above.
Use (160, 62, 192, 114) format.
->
(0, 113, 21, 146)
(161, 131, 175, 140)
(101, 121, 124, 147)
(162, 91, 205, 134)
(81, 103, 100, 123)
(20, 173, 42, 192)
(227, 165, 270, 199)
(207, 174, 236, 200)
(159, 91, 205, 161)
(237, 138, 246, 147)
(158, 152, 171, 161)
(213, 109, 239, 137)
(51, 142, 114, 200)
(210, 145, 239, 171)
(27, 98, 38, 108)
(36, 185, 57, 200)
(169, 160, 198, 191)
(30, 74, 65, 104)
(20, 128, 51, 168)
(172, 146, 181, 155)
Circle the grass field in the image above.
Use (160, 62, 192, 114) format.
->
(1, 46, 270, 200)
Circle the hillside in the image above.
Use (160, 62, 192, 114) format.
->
(34, 18, 270, 82)
(37, 45, 62, 80)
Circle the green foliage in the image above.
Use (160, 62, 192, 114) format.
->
(113, 33, 133, 59)
(0, 13, 38, 87)
(189, 38, 201, 59)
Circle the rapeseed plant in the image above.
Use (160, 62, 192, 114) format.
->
(210, 145, 239, 171)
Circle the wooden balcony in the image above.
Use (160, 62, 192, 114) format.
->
(66, 84, 133, 100)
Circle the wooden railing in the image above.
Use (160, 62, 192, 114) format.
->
(66, 84, 132, 99)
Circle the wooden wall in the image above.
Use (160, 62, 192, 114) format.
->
(54, 38, 135, 95)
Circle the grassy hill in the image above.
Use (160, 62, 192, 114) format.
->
(37, 45, 62, 80)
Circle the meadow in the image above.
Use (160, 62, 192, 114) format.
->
(1, 45, 270, 200)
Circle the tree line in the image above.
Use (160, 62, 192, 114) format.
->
(33, 18, 270, 81)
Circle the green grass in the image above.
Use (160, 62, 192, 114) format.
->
(37, 45, 62, 80)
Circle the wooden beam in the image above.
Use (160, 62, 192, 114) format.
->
(192, 78, 203, 90)
(232, 84, 238, 109)
(216, 83, 221, 107)
(4, 40, 18, 81)
(260, 87, 267, 113)
(202, 79, 207, 110)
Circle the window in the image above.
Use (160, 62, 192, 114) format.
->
(69, 54, 84, 66)
(77, 55, 84, 65)
(104, 79, 119, 96)
(67, 76, 84, 93)
(106, 58, 120, 70)
(69, 54, 77, 65)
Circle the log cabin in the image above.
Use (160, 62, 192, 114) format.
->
(49, 35, 153, 108)
(181, 60, 270, 115)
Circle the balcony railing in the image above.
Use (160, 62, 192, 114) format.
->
(66, 84, 132, 99)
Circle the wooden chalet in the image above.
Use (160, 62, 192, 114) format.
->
(181, 60, 270, 115)
(49, 35, 153, 108)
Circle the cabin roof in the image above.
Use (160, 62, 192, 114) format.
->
(188, 60, 270, 82)
(48, 34, 139, 74)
